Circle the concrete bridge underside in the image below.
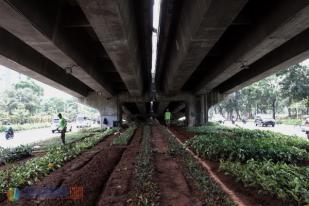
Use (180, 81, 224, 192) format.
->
(1, 0, 309, 126)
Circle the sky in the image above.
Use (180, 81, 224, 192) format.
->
(0, 65, 72, 100)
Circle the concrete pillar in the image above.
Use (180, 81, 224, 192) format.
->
(79, 92, 120, 128)
(186, 94, 210, 127)
(187, 97, 198, 127)
(200, 94, 209, 124)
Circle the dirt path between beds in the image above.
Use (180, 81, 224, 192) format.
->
(151, 125, 202, 206)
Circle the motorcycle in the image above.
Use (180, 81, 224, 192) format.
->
(5, 127, 14, 140)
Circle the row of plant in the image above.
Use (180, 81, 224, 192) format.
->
(0, 122, 50, 132)
(112, 127, 136, 145)
(164, 128, 234, 206)
(0, 128, 116, 200)
(187, 133, 309, 163)
(0, 145, 32, 165)
(186, 123, 309, 205)
(132, 125, 159, 205)
(0, 128, 105, 166)
(188, 124, 309, 151)
(219, 160, 309, 205)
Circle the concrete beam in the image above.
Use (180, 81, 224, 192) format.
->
(217, 28, 309, 94)
(0, 29, 90, 98)
(196, 1, 309, 93)
(136, 103, 147, 115)
(0, 0, 113, 96)
(163, 0, 247, 93)
(78, 0, 144, 96)
(172, 103, 186, 113)
(157, 102, 170, 116)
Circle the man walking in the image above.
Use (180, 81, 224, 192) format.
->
(57, 113, 67, 145)
(164, 109, 172, 127)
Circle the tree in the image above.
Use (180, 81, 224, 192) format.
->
(277, 64, 309, 116)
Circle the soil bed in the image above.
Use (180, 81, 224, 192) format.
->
(171, 127, 294, 206)
(2, 133, 125, 206)
(152, 125, 203, 206)
(96, 128, 142, 206)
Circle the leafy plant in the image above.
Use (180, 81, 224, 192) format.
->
(0, 128, 116, 198)
(0, 145, 32, 164)
(133, 125, 159, 206)
(162, 128, 234, 206)
(219, 160, 309, 205)
(112, 127, 135, 145)
(187, 133, 309, 163)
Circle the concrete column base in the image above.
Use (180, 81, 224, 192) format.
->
(79, 92, 121, 128)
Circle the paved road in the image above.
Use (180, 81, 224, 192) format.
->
(224, 121, 308, 140)
(0, 125, 90, 148)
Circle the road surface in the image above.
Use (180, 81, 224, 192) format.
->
(224, 121, 308, 140)
(0, 125, 93, 148)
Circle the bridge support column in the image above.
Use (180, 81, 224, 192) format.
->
(79, 92, 121, 128)
(187, 94, 210, 127)
(200, 94, 209, 125)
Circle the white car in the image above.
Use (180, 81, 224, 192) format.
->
(51, 118, 72, 133)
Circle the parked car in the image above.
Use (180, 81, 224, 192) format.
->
(51, 118, 72, 133)
(301, 118, 309, 139)
(75, 115, 91, 128)
(212, 115, 225, 124)
(254, 115, 275, 127)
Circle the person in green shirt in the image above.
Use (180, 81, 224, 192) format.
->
(57, 113, 67, 145)
(164, 109, 172, 127)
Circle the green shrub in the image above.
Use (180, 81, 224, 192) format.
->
(277, 118, 302, 125)
(219, 160, 309, 205)
(0, 145, 32, 164)
(0, 123, 50, 132)
(187, 133, 309, 163)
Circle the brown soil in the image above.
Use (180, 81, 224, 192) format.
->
(170, 126, 294, 206)
(96, 129, 142, 206)
(152, 125, 203, 206)
(2, 133, 125, 206)
(169, 127, 194, 142)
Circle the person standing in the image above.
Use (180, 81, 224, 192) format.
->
(57, 113, 67, 145)
(164, 109, 172, 127)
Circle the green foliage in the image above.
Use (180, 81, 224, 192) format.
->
(0, 79, 99, 125)
(187, 127, 309, 163)
(31, 129, 103, 150)
(112, 127, 135, 145)
(0, 122, 50, 132)
(163, 129, 234, 206)
(213, 64, 309, 120)
(0, 128, 115, 197)
(276, 118, 302, 125)
(134, 125, 159, 206)
(0, 145, 32, 164)
(219, 160, 309, 204)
